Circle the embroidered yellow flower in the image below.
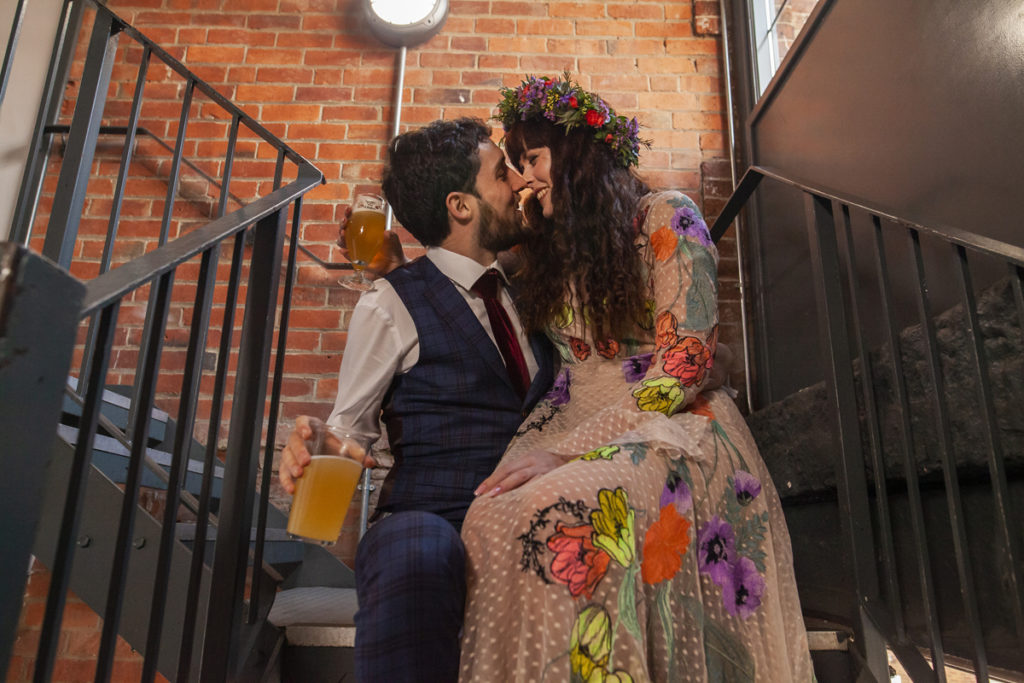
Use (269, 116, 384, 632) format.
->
(569, 606, 612, 681)
(601, 672, 636, 683)
(639, 299, 657, 330)
(632, 377, 684, 416)
(581, 445, 620, 461)
(554, 302, 575, 328)
(590, 487, 635, 567)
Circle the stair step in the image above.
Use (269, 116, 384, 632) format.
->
(269, 586, 358, 648)
(56, 423, 223, 497)
(63, 378, 169, 444)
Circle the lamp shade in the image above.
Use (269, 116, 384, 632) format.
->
(364, 0, 450, 48)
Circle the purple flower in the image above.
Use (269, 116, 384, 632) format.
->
(672, 206, 712, 247)
(697, 516, 735, 586)
(660, 474, 693, 515)
(545, 368, 571, 406)
(622, 353, 654, 383)
(733, 471, 762, 506)
(721, 556, 765, 619)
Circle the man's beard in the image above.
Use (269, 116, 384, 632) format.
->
(478, 198, 530, 253)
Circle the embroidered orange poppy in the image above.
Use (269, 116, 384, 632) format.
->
(686, 394, 715, 419)
(570, 337, 591, 361)
(595, 338, 620, 359)
(655, 311, 678, 349)
(663, 336, 711, 386)
(650, 226, 678, 261)
(641, 504, 692, 585)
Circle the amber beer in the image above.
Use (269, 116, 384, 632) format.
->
(345, 208, 387, 271)
(286, 455, 363, 545)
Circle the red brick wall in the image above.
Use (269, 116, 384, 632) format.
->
(6, 559, 168, 683)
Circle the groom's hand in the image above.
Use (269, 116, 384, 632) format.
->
(474, 450, 562, 497)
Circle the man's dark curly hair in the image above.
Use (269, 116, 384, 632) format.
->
(504, 118, 652, 342)
(381, 117, 492, 247)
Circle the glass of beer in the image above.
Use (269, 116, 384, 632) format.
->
(338, 193, 387, 291)
(286, 426, 365, 545)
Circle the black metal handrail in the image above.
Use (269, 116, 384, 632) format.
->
(713, 165, 1024, 681)
(2, 2, 325, 681)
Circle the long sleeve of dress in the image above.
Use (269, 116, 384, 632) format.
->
(511, 190, 719, 463)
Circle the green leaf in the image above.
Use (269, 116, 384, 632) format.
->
(683, 247, 718, 330)
(657, 583, 675, 670)
(616, 563, 643, 654)
(703, 618, 756, 682)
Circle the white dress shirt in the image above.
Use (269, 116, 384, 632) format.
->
(327, 247, 539, 451)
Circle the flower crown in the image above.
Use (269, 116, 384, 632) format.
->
(494, 73, 651, 169)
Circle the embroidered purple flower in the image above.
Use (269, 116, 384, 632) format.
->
(698, 516, 735, 586)
(733, 471, 762, 506)
(622, 353, 654, 383)
(721, 556, 765, 619)
(659, 474, 692, 515)
(545, 368, 571, 406)
(672, 206, 712, 247)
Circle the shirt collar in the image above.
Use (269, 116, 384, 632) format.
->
(426, 247, 508, 292)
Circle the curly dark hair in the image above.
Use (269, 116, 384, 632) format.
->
(381, 117, 492, 246)
(504, 118, 652, 342)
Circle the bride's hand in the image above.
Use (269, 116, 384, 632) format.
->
(474, 450, 562, 497)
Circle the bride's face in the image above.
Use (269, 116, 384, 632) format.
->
(518, 146, 553, 218)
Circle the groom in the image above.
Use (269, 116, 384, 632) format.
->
(279, 118, 556, 681)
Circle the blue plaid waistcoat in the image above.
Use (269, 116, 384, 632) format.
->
(378, 256, 554, 528)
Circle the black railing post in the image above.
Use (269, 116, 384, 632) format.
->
(9, 0, 83, 245)
(201, 208, 287, 683)
(0, 244, 84, 679)
(803, 193, 889, 681)
(41, 7, 120, 269)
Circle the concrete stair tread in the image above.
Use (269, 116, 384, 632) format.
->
(269, 586, 358, 628)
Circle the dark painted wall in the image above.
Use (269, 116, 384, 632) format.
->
(743, 0, 1024, 403)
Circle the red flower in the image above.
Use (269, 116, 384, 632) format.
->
(605, 133, 614, 143)
(570, 337, 591, 361)
(641, 504, 692, 585)
(655, 311, 678, 349)
(663, 336, 711, 386)
(547, 522, 611, 598)
(569, 95, 578, 108)
(585, 109, 606, 127)
(595, 339, 620, 359)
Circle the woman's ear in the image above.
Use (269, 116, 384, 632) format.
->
(445, 191, 473, 223)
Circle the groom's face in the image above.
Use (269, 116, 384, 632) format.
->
(471, 141, 530, 253)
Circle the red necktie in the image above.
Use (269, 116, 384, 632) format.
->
(472, 268, 530, 401)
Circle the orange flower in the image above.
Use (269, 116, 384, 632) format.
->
(686, 394, 715, 419)
(663, 336, 711, 386)
(650, 226, 678, 261)
(595, 339, 620, 359)
(655, 311, 678, 349)
(641, 504, 692, 585)
(570, 337, 591, 361)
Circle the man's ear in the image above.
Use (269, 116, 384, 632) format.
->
(445, 191, 473, 223)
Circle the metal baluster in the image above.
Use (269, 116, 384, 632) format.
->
(177, 113, 242, 680)
(837, 206, 903, 631)
(79, 46, 151, 398)
(201, 209, 287, 682)
(249, 190, 302, 625)
(906, 229, 988, 680)
(872, 217, 945, 681)
(804, 193, 888, 680)
(95, 272, 173, 682)
(952, 246, 1024, 652)
(142, 248, 219, 683)
(33, 304, 118, 683)
(41, 8, 119, 269)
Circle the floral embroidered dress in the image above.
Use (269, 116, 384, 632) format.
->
(458, 192, 813, 682)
